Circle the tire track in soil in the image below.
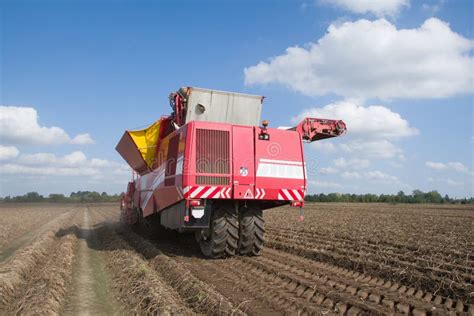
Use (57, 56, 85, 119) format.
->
(267, 227, 474, 272)
(129, 228, 331, 315)
(114, 228, 241, 315)
(92, 206, 474, 315)
(265, 237, 473, 303)
(248, 249, 472, 315)
(62, 207, 121, 315)
(139, 226, 473, 315)
(90, 207, 199, 314)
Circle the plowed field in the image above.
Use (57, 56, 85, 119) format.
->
(0, 202, 472, 315)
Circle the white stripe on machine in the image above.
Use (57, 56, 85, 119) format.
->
(256, 162, 304, 179)
(259, 158, 303, 165)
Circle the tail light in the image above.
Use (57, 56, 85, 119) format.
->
(291, 201, 304, 207)
(189, 199, 201, 206)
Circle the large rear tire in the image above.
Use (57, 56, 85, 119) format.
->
(199, 206, 239, 258)
(239, 206, 265, 256)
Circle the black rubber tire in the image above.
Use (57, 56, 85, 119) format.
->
(238, 206, 265, 256)
(199, 207, 239, 259)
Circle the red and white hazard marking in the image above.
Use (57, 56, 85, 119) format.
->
(277, 189, 304, 201)
(255, 188, 266, 199)
(183, 186, 232, 199)
(220, 187, 232, 198)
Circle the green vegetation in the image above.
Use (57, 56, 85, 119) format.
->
(305, 190, 473, 204)
(0, 191, 121, 203)
(1, 189, 472, 204)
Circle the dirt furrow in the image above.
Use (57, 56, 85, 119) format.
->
(114, 227, 241, 315)
(267, 227, 474, 271)
(262, 248, 471, 311)
(267, 226, 473, 257)
(98, 226, 193, 314)
(181, 258, 284, 315)
(266, 238, 471, 302)
(254, 248, 472, 314)
(268, 230, 474, 280)
(0, 208, 77, 263)
(0, 210, 77, 310)
(13, 234, 77, 315)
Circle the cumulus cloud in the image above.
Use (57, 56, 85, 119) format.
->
(311, 141, 337, 153)
(365, 170, 398, 181)
(429, 177, 464, 187)
(296, 100, 418, 139)
(341, 139, 404, 159)
(0, 106, 94, 145)
(341, 171, 362, 179)
(321, 0, 409, 17)
(308, 180, 342, 189)
(341, 170, 398, 182)
(319, 166, 338, 174)
(0, 145, 19, 160)
(422, 0, 445, 14)
(0, 151, 128, 177)
(333, 157, 370, 169)
(426, 161, 472, 174)
(244, 18, 473, 99)
(318, 158, 370, 175)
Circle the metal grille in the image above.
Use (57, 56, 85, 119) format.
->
(196, 129, 230, 174)
(196, 176, 230, 185)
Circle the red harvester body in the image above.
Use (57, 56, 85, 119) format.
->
(116, 87, 346, 258)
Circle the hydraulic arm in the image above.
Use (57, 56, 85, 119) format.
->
(291, 118, 346, 142)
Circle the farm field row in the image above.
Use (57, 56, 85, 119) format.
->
(0, 202, 472, 315)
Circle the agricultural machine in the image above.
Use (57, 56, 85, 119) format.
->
(116, 87, 346, 258)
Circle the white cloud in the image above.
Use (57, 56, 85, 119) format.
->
(0, 106, 94, 145)
(446, 179, 464, 187)
(0, 145, 19, 160)
(71, 134, 94, 145)
(365, 170, 398, 182)
(429, 177, 464, 187)
(422, 0, 445, 14)
(341, 139, 404, 159)
(426, 161, 471, 174)
(308, 180, 342, 189)
(341, 170, 398, 182)
(319, 166, 338, 174)
(321, 0, 409, 17)
(311, 141, 337, 153)
(0, 164, 99, 176)
(1, 151, 128, 177)
(341, 171, 362, 179)
(244, 18, 473, 99)
(317, 157, 370, 175)
(333, 157, 370, 169)
(296, 101, 418, 139)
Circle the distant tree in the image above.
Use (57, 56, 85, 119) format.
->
(444, 194, 450, 203)
(48, 193, 66, 202)
(425, 190, 442, 203)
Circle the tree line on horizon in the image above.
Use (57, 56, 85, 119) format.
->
(0, 191, 121, 203)
(304, 190, 473, 204)
(0, 189, 472, 204)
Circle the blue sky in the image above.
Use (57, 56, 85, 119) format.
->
(0, 0, 472, 197)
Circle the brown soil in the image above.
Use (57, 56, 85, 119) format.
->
(0, 202, 472, 315)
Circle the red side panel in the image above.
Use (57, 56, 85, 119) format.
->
(232, 126, 255, 199)
(254, 128, 306, 201)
